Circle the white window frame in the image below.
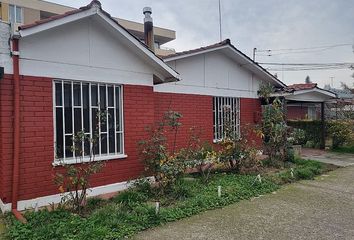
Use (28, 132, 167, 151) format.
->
(53, 80, 126, 166)
(9, 4, 23, 24)
(213, 96, 240, 142)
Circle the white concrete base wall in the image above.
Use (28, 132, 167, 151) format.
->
(0, 177, 154, 213)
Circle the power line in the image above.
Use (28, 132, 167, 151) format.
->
(259, 62, 354, 66)
(260, 62, 354, 71)
(256, 43, 352, 52)
(255, 43, 352, 57)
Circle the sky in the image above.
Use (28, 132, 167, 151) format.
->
(48, 0, 354, 88)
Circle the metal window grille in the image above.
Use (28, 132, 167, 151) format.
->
(53, 80, 124, 161)
(213, 96, 240, 141)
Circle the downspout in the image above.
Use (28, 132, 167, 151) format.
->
(11, 38, 27, 223)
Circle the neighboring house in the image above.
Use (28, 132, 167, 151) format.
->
(154, 39, 286, 145)
(323, 86, 354, 119)
(0, 1, 179, 212)
(280, 83, 337, 120)
(0, 0, 176, 56)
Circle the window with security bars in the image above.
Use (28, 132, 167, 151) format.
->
(213, 97, 240, 141)
(54, 80, 124, 161)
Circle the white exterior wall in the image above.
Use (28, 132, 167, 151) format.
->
(0, 21, 13, 74)
(19, 16, 155, 86)
(154, 51, 262, 98)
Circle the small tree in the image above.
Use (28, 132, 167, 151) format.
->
(54, 111, 107, 214)
(139, 111, 185, 195)
(258, 83, 291, 166)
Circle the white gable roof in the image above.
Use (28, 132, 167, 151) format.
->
(17, 1, 179, 84)
(163, 39, 286, 88)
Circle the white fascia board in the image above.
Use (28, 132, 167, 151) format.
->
(293, 88, 337, 98)
(19, 7, 98, 37)
(163, 45, 229, 62)
(96, 12, 180, 82)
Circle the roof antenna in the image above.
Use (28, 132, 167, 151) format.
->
(218, 0, 222, 42)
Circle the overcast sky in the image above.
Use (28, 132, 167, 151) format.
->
(48, 0, 354, 88)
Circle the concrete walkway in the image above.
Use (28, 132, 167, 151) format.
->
(302, 148, 354, 167)
(134, 166, 354, 240)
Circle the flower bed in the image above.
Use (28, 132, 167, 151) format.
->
(5, 159, 333, 240)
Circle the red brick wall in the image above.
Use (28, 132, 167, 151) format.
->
(0, 75, 154, 203)
(240, 98, 262, 146)
(0, 74, 14, 203)
(153, 93, 262, 149)
(154, 92, 214, 149)
(287, 106, 308, 120)
(0, 76, 264, 204)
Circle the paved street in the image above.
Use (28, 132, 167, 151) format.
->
(134, 165, 354, 240)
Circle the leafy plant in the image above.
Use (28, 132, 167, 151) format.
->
(54, 111, 107, 214)
(139, 110, 186, 196)
(217, 106, 261, 173)
(327, 120, 354, 149)
(179, 127, 219, 182)
(289, 128, 306, 145)
(259, 93, 290, 166)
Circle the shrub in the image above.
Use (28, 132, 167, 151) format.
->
(287, 120, 325, 148)
(289, 128, 306, 145)
(218, 108, 261, 173)
(139, 110, 186, 195)
(327, 120, 354, 149)
(259, 97, 290, 165)
(54, 111, 107, 214)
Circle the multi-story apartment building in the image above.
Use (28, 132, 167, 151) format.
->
(0, 0, 176, 56)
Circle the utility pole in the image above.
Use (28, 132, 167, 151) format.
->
(218, 0, 222, 42)
(253, 48, 257, 61)
(330, 77, 334, 87)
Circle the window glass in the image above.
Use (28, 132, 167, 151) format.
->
(9, 5, 15, 23)
(54, 80, 124, 161)
(213, 97, 240, 141)
(15, 6, 22, 23)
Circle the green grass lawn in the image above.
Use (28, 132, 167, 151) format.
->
(4, 159, 332, 240)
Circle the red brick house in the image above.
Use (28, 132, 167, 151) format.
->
(0, 1, 286, 213)
(0, 1, 180, 213)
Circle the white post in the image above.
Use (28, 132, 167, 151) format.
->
(256, 174, 262, 183)
(218, 186, 222, 197)
(155, 201, 160, 215)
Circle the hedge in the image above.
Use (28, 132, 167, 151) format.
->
(287, 120, 323, 148)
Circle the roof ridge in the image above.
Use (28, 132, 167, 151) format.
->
(162, 39, 230, 59)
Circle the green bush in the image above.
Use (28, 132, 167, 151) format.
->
(287, 120, 323, 148)
(327, 120, 354, 149)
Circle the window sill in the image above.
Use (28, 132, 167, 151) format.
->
(52, 154, 128, 166)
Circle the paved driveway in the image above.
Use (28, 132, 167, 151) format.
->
(302, 149, 354, 167)
(134, 166, 354, 240)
